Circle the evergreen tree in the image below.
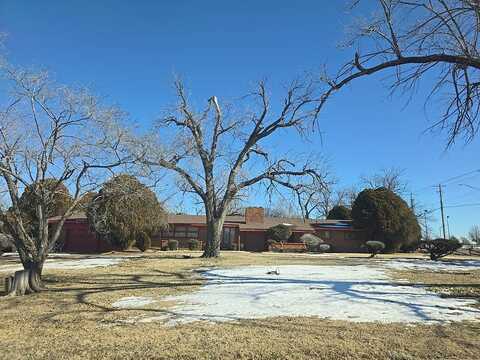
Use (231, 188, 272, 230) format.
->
(327, 205, 352, 220)
(352, 187, 421, 252)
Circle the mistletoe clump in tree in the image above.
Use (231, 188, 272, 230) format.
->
(0, 62, 134, 296)
(87, 174, 167, 250)
(11, 179, 73, 238)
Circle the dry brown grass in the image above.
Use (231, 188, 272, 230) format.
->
(0, 251, 479, 360)
(391, 267, 480, 306)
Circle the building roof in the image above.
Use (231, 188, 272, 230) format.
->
(47, 212, 87, 223)
(49, 212, 354, 232)
(167, 214, 351, 231)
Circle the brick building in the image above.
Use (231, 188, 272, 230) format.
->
(49, 207, 367, 253)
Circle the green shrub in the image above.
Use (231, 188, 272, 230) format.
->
(136, 232, 151, 252)
(267, 238, 278, 245)
(327, 205, 352, 220)
(168, 239, 178, 251)
(365, 241, 385, 257)
(401, 240, 422, 253)
(419, 238, 462, 261)
(188, 239, 199, 250)
(266, 224, 293, 243)
(300, 233, 323, 252)
(318, 243, 331, 253)
(352, 188, 421, 252)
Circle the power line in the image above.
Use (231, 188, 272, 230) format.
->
(440, 169, 480, 185)
(424, 202, 480, 213)
(414, 169, 480, 193)
(445, 202, 480, 209)
(459, 184, 480, 191)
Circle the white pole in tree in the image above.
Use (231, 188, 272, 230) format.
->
(423, 210, 429, 240)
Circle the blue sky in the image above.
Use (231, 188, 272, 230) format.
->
(1, 0, 479, 237)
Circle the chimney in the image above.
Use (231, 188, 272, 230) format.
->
(245, 207, 265, 224)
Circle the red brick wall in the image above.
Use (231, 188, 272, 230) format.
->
(241, 231, 267, 251)
(61, 220, 114, 253)
(245, 207, 265, 224)
(315, 229, 367, 253)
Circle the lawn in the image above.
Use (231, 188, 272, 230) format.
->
(0, 251, 479, 360)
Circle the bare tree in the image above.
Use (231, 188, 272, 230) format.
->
(139, 78, 324, 257)
(0, 64, 133, 295)
(278, 159, 340, 220)
(343, 185, 359, 208)
(469, 224, 480, 244)
(317, 185, 348, 219)
(264, 203, 298, 218)
(261, 158, 334, 220)
(290, 176, 347, 220)
(361, 167, 408, 194)
(319, 0, 480, 145)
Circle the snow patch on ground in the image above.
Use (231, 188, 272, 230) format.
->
(141, 264, 480, 326)
(0, 256, 129, 272)
(383, 259, 480, 272)
(1, 252, 78, 258)
(112, 296, 157, 309)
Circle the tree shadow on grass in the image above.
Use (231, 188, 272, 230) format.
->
(144, 271, 480, 324)
(41, 269, 480, 325)
(3, 261, 480, 328)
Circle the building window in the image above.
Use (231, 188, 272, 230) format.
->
(221, 227, 236, 250)
(161, 225, 198, 239)
(160, 228, 174, 238)
(176, 226, 198, 239)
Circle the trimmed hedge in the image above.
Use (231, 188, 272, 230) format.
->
(318, 243, 331, 253)
(418, 238, 462, 261)
(188, 239, 200, 250)
(364, 241, 385, 258)
(266, 224, 293, 243)
(301, 233, 323, 252)
(168, 239, 178, 251)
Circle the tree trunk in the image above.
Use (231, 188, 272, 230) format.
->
(202, 219, 223, 258)
(6, 261, 45, 296)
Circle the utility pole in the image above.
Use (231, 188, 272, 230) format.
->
(438, 184, 447, 239)
(410, 193, 415, 213)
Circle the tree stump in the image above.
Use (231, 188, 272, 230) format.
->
(5, 269, 45, 296)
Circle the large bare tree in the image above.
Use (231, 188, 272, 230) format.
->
(320, 0, 480, 145)
(139, 78, 324, 257)
(361, 167, 408, 194)
(289, 172, 344, 220)
(0, 64, 133, 295)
